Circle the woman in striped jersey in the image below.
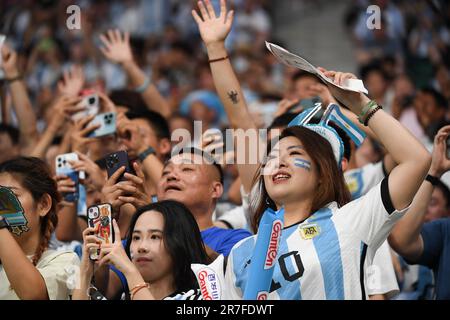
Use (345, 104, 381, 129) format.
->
(192, 0, 431, 299)
(73, 200, 210, 300)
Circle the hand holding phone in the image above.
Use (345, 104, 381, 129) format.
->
(105, 151, 135, 182)
(55, 153, 81, 202)
(87, 203, 114, 260)
(87, 112, 116, 138)
(72, 93, 99, 121)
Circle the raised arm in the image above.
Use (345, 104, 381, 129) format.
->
(389, 125, 450, 261)
(192, 0, 260, 193)
(0, 217, 49, 299)
(99, 30, 171, 119)
(1, 44, 38, 154)
(30, 96, 83, 158)
(324, 69, 431, 211)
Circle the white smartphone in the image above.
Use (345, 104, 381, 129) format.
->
(55, 153, 80, 203)
(72, 93, 100, 121)
(87, 112, 116, 138)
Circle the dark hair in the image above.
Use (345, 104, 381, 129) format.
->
(124, 200, 210, 293)
(329, 122, 352, 161)
(420, 87, 448, 110)
(360, 63, 388, 83)
(170, 147, 224, 185)
(291, 70, 320, 83)
(0, 157, 59, 265)
(268, 113, 299, 130)
(109, 90, 147, 113)
(251, 126, 351, 232)
(126, 109, 171, 140)
(0, 124, 20, 145)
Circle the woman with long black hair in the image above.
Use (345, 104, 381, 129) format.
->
(74, 200, 210, 300)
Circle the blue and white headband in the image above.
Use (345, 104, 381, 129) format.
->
(287, 103, 366, 167)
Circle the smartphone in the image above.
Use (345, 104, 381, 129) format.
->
(55, 153, 80, 202)
(72, 93, 100, 121)
(105, 150, 134, 182)
(87, 112, 116, 138)
(0, 186, 29, 235)
(87, 203, 114, 260)
(0, 35, 6, 80)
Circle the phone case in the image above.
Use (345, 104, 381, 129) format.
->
(0, 186, 29, 235)
(72, 93, 100, 121)
(105, 151, 134, 182)
(87, 203, 114, 260)
(87, 112, 116, 138)
(55, 153, 80, 202)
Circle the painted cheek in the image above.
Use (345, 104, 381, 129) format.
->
(293, 158, 311, 172)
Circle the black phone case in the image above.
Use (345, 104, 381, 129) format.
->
(105, 151, 134, 182)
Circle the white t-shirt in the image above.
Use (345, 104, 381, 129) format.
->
(0, 249, 80, 300)
(345, 161, 399, 298)
(224, 179, 408, 300)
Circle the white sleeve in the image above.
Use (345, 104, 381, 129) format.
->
(334, 177, 409, 249)
(217, 206, 248, 230)
(223, 249, 244, 300)
(365, 240, 399, 299)
(218, 184, 259, 232)
(37, 251, 80, 300)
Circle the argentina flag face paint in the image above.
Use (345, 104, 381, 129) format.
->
(293, 158, 311, 171)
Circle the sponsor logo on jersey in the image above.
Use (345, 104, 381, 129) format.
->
(264, 219, 283, 269)
(197, 268, 220, 300)
(299, 224, 321, 240)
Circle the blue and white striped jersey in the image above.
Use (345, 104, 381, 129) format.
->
(224, 178, 408, 300)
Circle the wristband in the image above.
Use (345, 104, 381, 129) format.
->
(138, 147, 156, 162)
(358, 100, 378, 124)
(134, 77, 150, 94)
(363, 105, 383, 126)
(209, 56, 229, 63)
(130, 283, 149, 300)
(5, 74, 23, 84)
(425, 174, 440, 186)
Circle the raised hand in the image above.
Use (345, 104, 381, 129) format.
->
(274, 98, 300, 117)
(70, 115, 101, 153)
(97, 91, 117, 113)
(55, 175, 77, 207)
(117, 114, 151, 156)
(308, 83, 338, 107)
(80, 227, 99, 279)
(192, 0, 234, 46)
(317, 66, 370, 115)
(57, 66, 85, 97)
(69, 152, 106, 191)
(97, 220, 136, 275)
(1, 44, 19, 78)
(101, 164, 150, 213)
(117, 162, 151, 208)
(99, 29, 133, 65)
(47, 95, 84, 132)
(429, 125, 450, 178)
